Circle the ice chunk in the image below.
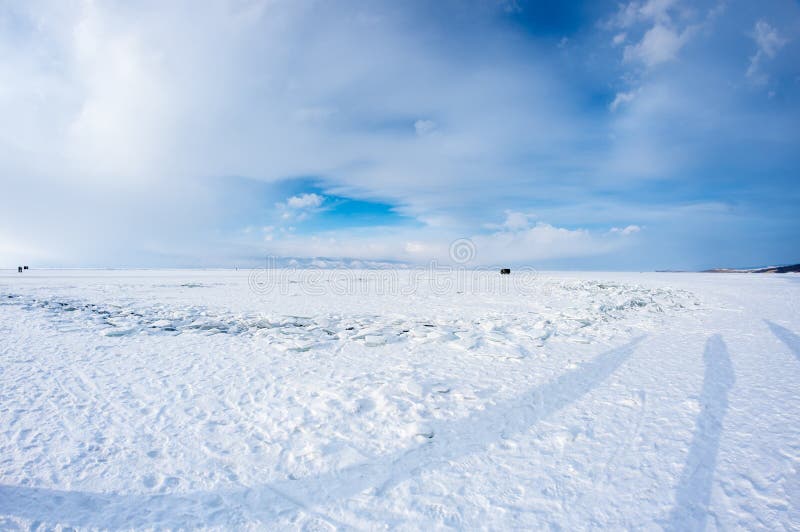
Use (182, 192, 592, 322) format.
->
(406, 382, 424, 396)
(364, 335, 387, 346)
(100, 327, 136, 337)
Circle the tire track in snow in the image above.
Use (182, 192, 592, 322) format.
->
(0, 336, 643, 528)
(665, 334, 735, 531)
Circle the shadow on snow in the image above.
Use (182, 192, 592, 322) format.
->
(765, 320, 800, 362)
(666, 334, 735, 531)
(0, 337, 645, 529)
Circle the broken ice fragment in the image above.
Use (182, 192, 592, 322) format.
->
(364, 335, 387, 347)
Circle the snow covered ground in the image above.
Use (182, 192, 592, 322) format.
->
(0, 269, 798, 530)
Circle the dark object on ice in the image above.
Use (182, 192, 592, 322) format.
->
(500, 268, 511, 275)
(17, 266, 23, 273)
(23, 266, 28, 270)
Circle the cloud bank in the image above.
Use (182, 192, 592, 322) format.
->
(0, 0, 798, 269)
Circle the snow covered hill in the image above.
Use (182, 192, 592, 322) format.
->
(1, 270, 798, 529)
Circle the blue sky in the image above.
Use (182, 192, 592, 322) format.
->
(0, 0, 798, 269)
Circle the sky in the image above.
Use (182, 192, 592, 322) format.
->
(0, 0, 798, 270)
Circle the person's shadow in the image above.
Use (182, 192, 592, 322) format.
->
(766, 320, 800, 362)
(0, 337, 644, 529)
(665, 334, 735, 531)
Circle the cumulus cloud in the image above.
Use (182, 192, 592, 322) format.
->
(277, 193, 325, 222)
(286, 193, 324, 210)
(258, 206, 644, 266)
(261, 217, 639, 266)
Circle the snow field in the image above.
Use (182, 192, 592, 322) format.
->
(0, 270, 798, 529)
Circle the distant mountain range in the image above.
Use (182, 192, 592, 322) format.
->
(702, 263, 800, 273)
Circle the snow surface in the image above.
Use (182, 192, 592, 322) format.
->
(0, 269, 798, 529)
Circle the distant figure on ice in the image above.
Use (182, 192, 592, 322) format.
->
(17, 266, 23, 273)
(23, 266, 28, 270)
(500, 268, 511, 275)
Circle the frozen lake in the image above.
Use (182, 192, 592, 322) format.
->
(1, 269, 798, 529)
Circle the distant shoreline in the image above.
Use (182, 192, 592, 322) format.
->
(701, 264, 800, 274)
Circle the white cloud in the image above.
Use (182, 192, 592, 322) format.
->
(286, 193, 324, 210)
(0, 1, 795, 269)
(638, 0, 677, 24)
(610, 225, 642, 235)
(472, 223, 623, 264)
(0, 0, 585, 264)
(502, 211, 535, 231)
(746, 20, 787, 85)
(259, 210, 641, 266)
(609, 90, 638, 111)
(624, 24, 691, 67)
(276, 193, 325, 223)
(414, 119, 437, 137)
(753, 19, 786, 58)
(612, 2, 641, 28)
(610, 0, 677, 29)
(484, 211, 537, 231)
(610, 0, 701, 70)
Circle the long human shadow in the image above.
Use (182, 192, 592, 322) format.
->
(666, 334, 735, 531)
(765, 320, 800, 362)
(0, 336, 644, 529)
